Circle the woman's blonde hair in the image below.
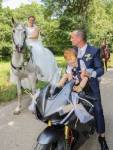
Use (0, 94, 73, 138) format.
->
(64, 49, 77, 61)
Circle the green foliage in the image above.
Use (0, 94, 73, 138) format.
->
(42, 0, 92, 54)
(0, 3, 46, 59)
(87, 0, 113, 48)
(0, 7, 12, 59)
(42, 0, 113, 51)
(0, 0, 113, 59)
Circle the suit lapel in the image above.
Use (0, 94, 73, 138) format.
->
(84, 44, 91, 56)
(82, 44, 93, 64)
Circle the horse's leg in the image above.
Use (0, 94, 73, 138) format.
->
(27, 74, 38, 113)
(105, 59, 108, 71)
(29, 73, 37, 94)
(14, 79, 22, 115)
(103, 59, 106, 71)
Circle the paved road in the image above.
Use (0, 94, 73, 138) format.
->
(0, 70, 113, 150)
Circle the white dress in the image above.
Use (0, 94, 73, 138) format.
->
(25, 25, 59, 82)
(10, 25, 61, 90)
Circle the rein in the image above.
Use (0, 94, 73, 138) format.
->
(11, 31, 27, 71)
(12, 31, 27, 53)
(11, 61, 23, 70)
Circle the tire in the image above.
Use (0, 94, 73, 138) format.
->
(34, 143, 59, 150)
(35, 140, 71, 150)
(56, 140, 71, 150)
(34, 140, 71, 150)
(34, 143, 51, 150)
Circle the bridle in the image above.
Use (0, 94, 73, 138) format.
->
(11, 29, 27, 70)
(12, 30, 27, 53)
(11, 61, 23, 70)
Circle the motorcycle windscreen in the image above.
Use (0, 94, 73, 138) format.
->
(44, 80, 75, 117)
(36, 84, 51, 116)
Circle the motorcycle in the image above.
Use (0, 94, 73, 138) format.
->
(33, 80, 96, 150)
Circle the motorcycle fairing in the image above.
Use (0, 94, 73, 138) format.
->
(36, 80, 75, 118)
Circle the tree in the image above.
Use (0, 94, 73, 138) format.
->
(41, 0, 93, 53)
(87, 0, 113, 49)
(0, 0, 113, 59)
(0, 5, 13, 59)
(0, 3, 46, 59)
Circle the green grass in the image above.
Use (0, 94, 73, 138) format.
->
(107, 53, 113, 68)
(0, 61, 17, 103)
(0, 54, 113, 103)
(0, 57, 66, 103)
(56, 56, 66, 68)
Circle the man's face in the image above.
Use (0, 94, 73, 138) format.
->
(70, 32, 81, 47)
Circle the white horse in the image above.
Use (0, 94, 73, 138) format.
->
(10, 18, 61, 115)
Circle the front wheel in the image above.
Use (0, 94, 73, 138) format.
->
(34, 143, 51, 150)
(34, 140, 71, 150)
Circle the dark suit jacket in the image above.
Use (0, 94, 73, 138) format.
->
(75, 44, 104, 99)
(75, 44, 104, 77)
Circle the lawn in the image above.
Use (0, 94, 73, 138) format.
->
(0, 56, 66, 103)
(0, 61, 17, 103)
(0, 54, 113, 103)
(107, 53, 113, 68)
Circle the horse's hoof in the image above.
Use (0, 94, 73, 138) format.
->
(13, 108, 21, 115)
(13, 110, 21, 115)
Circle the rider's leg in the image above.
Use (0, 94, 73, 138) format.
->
(89, 78, 109, 150)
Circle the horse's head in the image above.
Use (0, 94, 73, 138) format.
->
(12, 18, 26, 53)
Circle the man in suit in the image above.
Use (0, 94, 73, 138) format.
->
(70, 30, 109, 150)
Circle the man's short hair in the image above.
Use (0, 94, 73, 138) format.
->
(73, 30, 87, 41)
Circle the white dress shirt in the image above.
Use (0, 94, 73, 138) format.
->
(78, 44, 88, 58)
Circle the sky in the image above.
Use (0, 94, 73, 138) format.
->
(2, 0, 42, 9)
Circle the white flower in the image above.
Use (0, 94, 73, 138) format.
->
(84, 53, 92, 61)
